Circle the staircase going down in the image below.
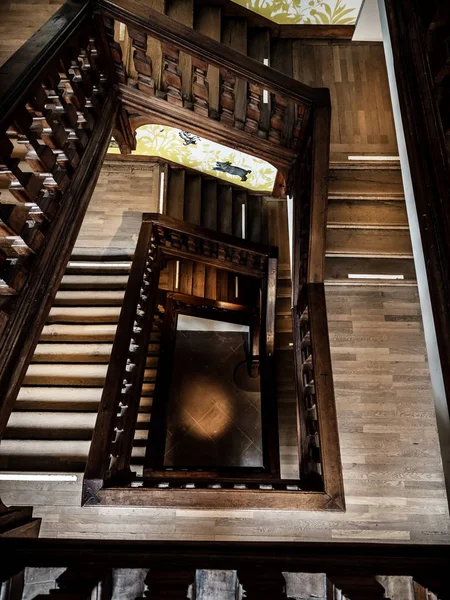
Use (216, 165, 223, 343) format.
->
(0, 160, 294, 473)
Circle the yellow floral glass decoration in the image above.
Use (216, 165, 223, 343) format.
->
(230, 0, 362, 25)
(109, 125, 278, 193)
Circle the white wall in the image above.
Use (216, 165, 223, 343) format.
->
(353, 0, 382, 41)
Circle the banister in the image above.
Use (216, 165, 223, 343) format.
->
(95, 0, 330, 107)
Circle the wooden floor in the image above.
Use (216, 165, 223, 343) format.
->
(1, 285, 448, 542)
(0, 0, 63, 67)
(293, 41, 399, 160)
(1, 15, 448, 542)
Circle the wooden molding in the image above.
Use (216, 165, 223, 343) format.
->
(121, 84, 295, 175)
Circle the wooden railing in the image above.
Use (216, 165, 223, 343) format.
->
(288, 105, 344, 501)
(0, 0, 117, 436)
(0, 0, 340, 513)
(83, 213, 280, 506)
(0, 539, 448, 599)
(94, 0, 331, 175)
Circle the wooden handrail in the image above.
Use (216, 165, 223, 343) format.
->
(95, 0, 330, 107)
(0, 538, 448, 599)
(83, 215, 279, 504)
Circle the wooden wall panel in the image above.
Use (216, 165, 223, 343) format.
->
(74, 158, 160, 253)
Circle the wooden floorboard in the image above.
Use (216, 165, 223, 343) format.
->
(74, 158, 159, 253)
(1, 285, 448, 542)
(292, 42, 399, 160)
(0, 0, 64, 67)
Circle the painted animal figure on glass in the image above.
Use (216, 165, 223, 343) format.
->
(213, 161, 252, 181)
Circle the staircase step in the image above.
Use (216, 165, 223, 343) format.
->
(59, 275, 130, 290)
(4, 412, 97, 440)
(0, 441, 146, 471)
(40, 324, 118, 342)
(276, 314, 293, 333)
(327, 198, 409, 227)
(65, 261, 131, 275)
(54, 290, 125, 306)
(33, 343, 113, 363)
(4, 411, 151, 440)
(0, 439, 91, 471)
(328, 164, 404, 199)
(23, 364, 157, 386)
(47, 306, 121, 324)
(276, 297, 291, 315)
(32, 344, 160, 364)
(325, 256, 417, 283)
(71, 248, 134, 261)
(16, 387, 103, 411)
(326, 228, 413, 258)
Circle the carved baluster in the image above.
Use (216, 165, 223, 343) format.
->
(0, 204, 45, 254)
(203, 239, 212, 257)
(187, 235, 196, 253)
(268, 94, 289, 144)
(192, 58, 209, 117)
(102, 15, 126, 84)
(128, 26, 155, 96)
(170, 231, 182, 249)
(245, 83, 262, 135)
(220, 69, 236, 127)
(217, 244, 226, 262)
(161, 42, 183, 106)
(232, 248, 241, 265)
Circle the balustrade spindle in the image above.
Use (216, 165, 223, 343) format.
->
(192, 58, 209, 118)
(128, 27, 155, 96)
(161, 43, 183, 106)
(220, 69, 236, 127)
(245, 83, 262, 135)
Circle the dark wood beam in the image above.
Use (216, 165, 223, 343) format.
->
(121, 85, 295, 175)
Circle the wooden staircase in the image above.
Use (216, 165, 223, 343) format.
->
(0, 163, 294, 473)
(325, 161, 416, 285)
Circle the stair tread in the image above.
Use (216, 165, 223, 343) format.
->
(54, 290, 125, 306)
(47, 306, 122, 323)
